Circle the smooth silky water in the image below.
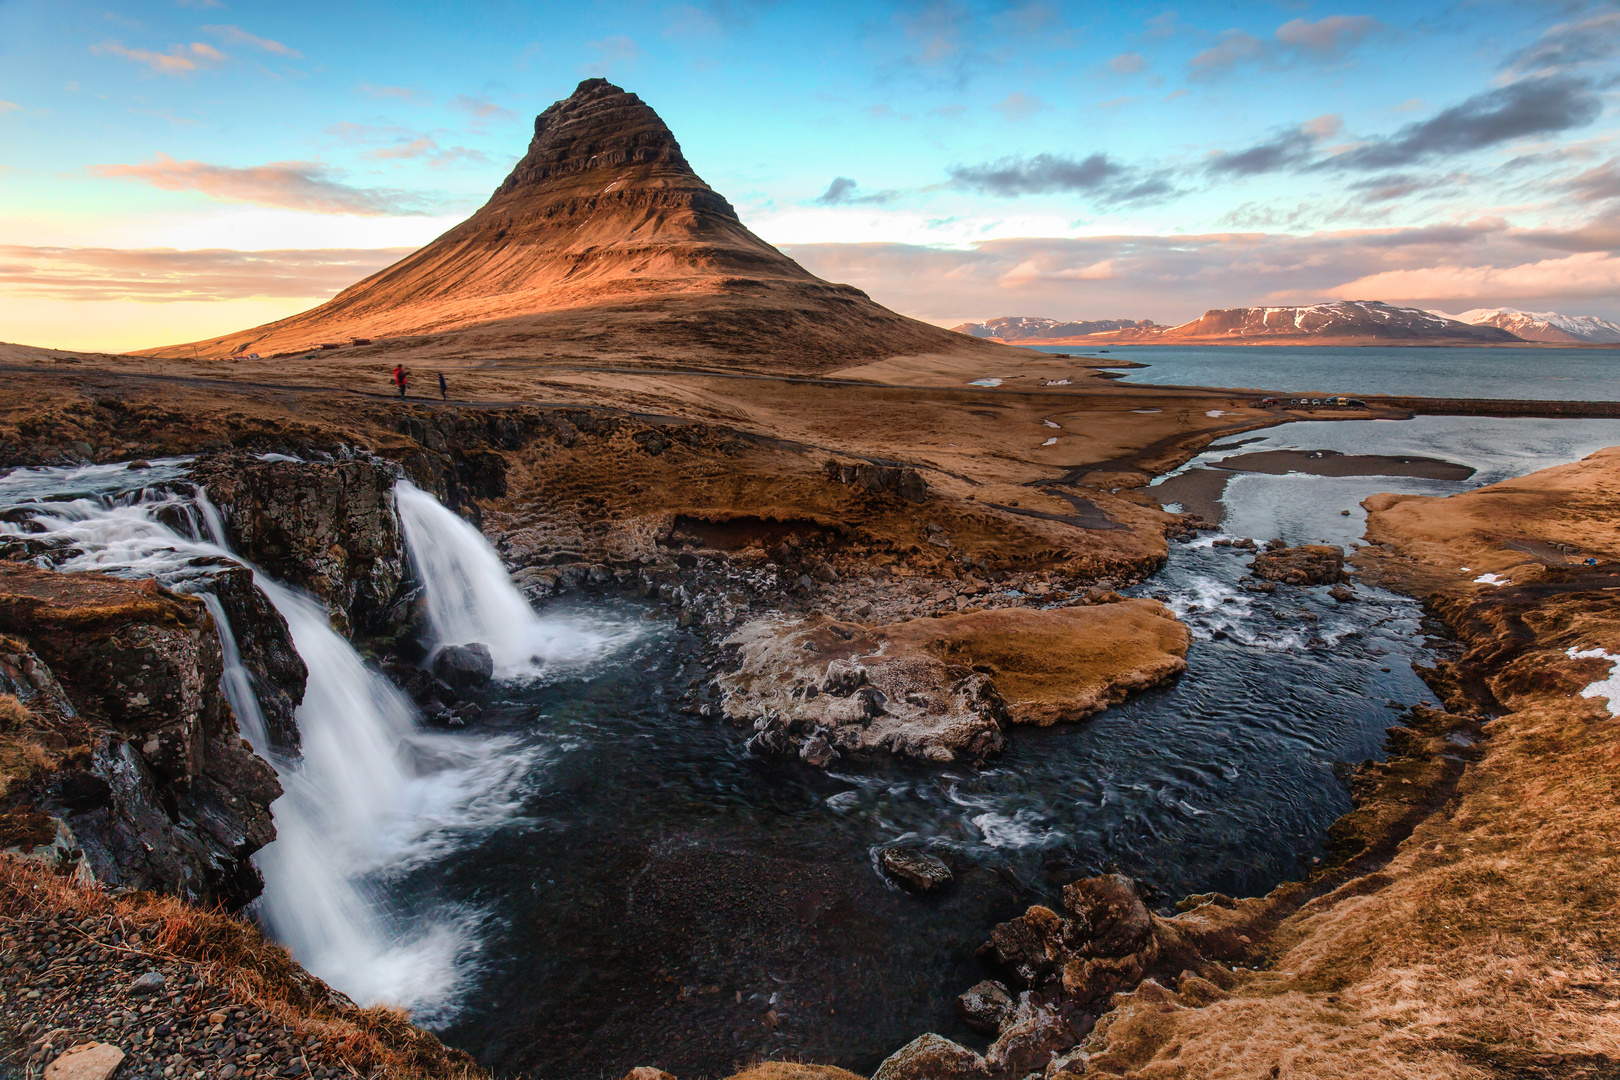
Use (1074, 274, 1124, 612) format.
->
(4, 416, 1619, 1077)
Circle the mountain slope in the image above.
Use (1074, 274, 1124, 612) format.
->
(139, 79, 1010, 373)
(1436, 308, 1620, 344)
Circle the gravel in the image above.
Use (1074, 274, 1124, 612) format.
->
(0, 906, 351, 1079)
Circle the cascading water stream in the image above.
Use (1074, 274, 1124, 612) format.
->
(394, 481, 628, 678)
(0, 462, 627, 1019)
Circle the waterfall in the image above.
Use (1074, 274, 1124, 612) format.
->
(395, 480, 626, 678)
(0, 463, 586, 1020)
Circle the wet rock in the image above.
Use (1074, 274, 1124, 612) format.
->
(1249, 544, 1347, 585)
(191, 453, 407, 634)
(871, 1033, 991, 1080)
(206, 564, 307, 754)
(879, 847, 953, 893)
(1062, 873, 1154, 956)
(44, 1042, 125, 1080)
(984, 995, 1080, 1076)
(620, 1069, 677, 1080)
(955, 979, 1015, 1034)
(125, 459, 151, 471)
(821, 659, 867, 696)
(1329, 585, 1356, 602)
(432, 643, 494, 688)
(0, 564, 279, 908)
(799, 731, 836, 767)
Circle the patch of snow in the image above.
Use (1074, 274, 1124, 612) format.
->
(1474, 573, 1510, 586)
(968, 378, 1003, 387)
(1041, 437, 1058, 446)
(1043, 419, 1061, 428)
(1205, 409, 1227, 418)
(1044, 378, 1072, 386)
(1567, 646, 1620, 716)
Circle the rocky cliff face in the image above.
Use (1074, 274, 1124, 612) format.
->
(193, 454, 409, 636)
(0, 564, 282, 908)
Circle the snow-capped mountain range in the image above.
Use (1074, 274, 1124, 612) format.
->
(1431, 308, 1620, 344)
(952, 302, 1620, 346)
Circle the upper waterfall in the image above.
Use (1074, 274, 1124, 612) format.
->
(395, 480, 628, 679)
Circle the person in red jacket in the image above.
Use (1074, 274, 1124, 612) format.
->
(392, 365, 408, 398)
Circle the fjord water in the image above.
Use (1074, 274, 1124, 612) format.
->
(1024, 343, 1620, 399)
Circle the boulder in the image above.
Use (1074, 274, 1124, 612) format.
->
(879, 847, 954, 893)
(44, 1043, 125, 1080)
(871, 1034, 991, 1080)
(984, 996, 1081, 1076)
(955, 979, 1015, 1034)
(432, 643, 494, 688)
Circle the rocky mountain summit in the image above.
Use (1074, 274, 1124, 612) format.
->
(140, 79, 1011, 373)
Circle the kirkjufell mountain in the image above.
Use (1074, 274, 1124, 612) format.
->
(141, 79, 1011, 373)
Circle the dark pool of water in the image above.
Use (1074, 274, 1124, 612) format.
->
(412, 547, 1438, 1077)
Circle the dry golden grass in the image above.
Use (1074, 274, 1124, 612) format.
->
(0, 693, 50, 800)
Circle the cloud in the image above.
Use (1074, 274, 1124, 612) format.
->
(1564, 157, 1620, 203)
(1207, 114, 1340, 176)
(1189, 30, 1264, 78)
(580, 34, 641, 75)
(449, 95, 516, 122)
(1274, 15, 1378, 56)
(0, 245, 417, 303)
(1324, 251, 1620, 301)
(1506, 12, 1620, 78)
(1326, 76, 1601, 171)
(202, 25, 300, 58)
(357, 83, 427, 103)
(174, 0, 223, 7)
(929, 104, 967, 118)
(899, 1, 967, 66)
(1207, 128, 1319, 176)
(813, 177, 900, 206)
(948, 152, 1174, 203)
(664, 0, 780, 36)
(0, 100, 19, 113)
(1108, 51, 1147, 75)
(777, 217, 1620, 325)
(991, 92, 1043, 122)
(364, 137, 438, 161)
(92, 40, 225, 75)
(88, 153, 440, 215)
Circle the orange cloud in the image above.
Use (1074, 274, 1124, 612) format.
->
(0, 245, 416, 303)
(1324, 252, 1620, 300)
(92, 41, 225, 75)
(88, 153, 438, 215)
(202, 25, 301, 59)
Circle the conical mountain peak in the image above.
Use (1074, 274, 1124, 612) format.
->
(139, 81, 1008, 373)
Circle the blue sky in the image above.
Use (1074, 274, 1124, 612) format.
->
(1, 0, 1617, 349)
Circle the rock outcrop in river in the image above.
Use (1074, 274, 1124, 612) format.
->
(720, 602, 1190, 764)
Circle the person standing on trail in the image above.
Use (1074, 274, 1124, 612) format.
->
(393, 365, 408, 398)
(438, 372, 448, 401)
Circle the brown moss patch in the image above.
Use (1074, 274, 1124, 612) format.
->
(879, 600, 1190, 725)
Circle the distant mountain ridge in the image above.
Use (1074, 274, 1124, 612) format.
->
(1433, 308, 1620, 345)
(951, 316, 1163, 341)
(949, 301, 1577, 346)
